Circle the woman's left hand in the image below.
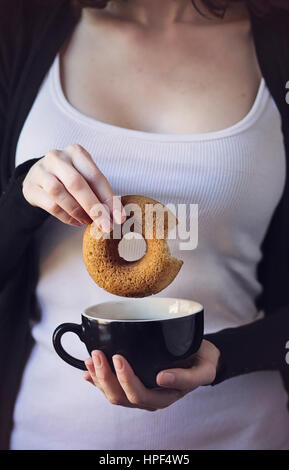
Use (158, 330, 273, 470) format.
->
(83, 340, 220, 411)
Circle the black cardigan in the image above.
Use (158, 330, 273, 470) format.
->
(0, 0, 289, 450)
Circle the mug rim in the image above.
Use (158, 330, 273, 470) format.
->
(83, 297, 204, 323)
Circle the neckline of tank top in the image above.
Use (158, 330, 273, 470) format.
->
(50, 53, 270, 144)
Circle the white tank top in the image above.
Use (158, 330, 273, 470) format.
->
(11, 53, 289, 450)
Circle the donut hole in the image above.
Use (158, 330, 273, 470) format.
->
(118, 232, 147, 262)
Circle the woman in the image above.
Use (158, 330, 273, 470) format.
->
(0, 0, 289, 450)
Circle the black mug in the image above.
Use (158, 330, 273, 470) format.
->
(52, 297, 204, 388)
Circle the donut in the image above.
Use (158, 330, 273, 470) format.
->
(82, 195, 183, 297)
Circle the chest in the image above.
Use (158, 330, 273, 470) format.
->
(16, 54, 285, 245)
(60, 17, 262, 134)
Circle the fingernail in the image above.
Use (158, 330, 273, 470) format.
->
(72, 221, 83, 227)
(113, 356, 123, 371)
(121, 206, 127, 221)
(90, 204, 109, 219)
(92, 351, 102, 368)
(160, 372, 175, 385)
(85, 358, 93, 368)
(89, 206, 101, 218)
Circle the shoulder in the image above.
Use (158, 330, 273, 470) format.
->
(0, 0, 75, 88)
(0, 0, 77, 150)
(0, 0, 74, 55)
(251, 8, 289, 74)
(0, 1, 58, 28)
(0, 1, 73, 39)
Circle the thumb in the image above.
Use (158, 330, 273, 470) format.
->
(156, 362, 216, 391)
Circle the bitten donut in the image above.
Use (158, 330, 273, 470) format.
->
(82, 195, 183, 297)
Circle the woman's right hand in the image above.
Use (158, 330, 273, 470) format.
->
(22, 144, 125, 230)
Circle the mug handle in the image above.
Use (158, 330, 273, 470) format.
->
(52, 323, 86, 370)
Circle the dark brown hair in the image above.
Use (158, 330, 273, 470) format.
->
(75, 0, 289, 17)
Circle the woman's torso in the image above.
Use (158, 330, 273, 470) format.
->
(11, 9, 289, 449)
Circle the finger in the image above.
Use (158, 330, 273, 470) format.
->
(84, 357, 105, 391)
(38, 169, 91, 225)
(24, 184, 83, 226)
(44, 155, 112, 232)
(83, 370, 94, 385)
(84, 357, 97, 380)
(113, 355, 182, 409)
(90, 351, 130, 406)
(156, 362, 214, 391)
(65, 145, 126, 224)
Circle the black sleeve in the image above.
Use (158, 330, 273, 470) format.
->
(204, 307, 289, 385)
(0, 158, 49, 287)
(0, 0, 71, 285)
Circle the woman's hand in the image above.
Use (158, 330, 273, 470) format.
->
(22, 144, 125, 230)
(83, 340, 220, 411)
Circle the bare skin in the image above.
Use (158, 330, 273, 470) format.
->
(84, 340, 220, 412)
(61, 0, 261, 134)
(22, 0, 261, 410)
